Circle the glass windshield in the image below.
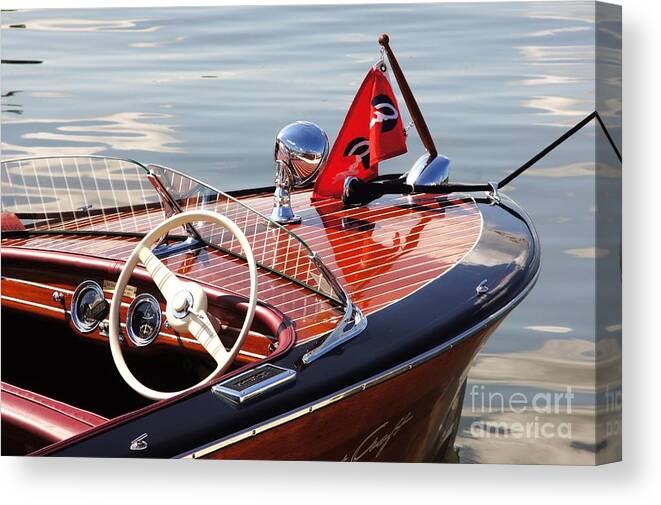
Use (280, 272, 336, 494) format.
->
(1, 156, 161, 231)
(1, 156, 341, 304)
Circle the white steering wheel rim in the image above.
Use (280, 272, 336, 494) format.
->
(108, 209, 258, 401)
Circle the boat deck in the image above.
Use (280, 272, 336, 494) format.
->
(1, 190, 482, 344)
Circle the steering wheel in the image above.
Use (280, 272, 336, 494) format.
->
(108, 210, 258, 400)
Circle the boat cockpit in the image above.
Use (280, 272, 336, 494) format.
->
(1, 154, 354, 455)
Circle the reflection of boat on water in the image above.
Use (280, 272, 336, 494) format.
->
(0, 34, 540, 460)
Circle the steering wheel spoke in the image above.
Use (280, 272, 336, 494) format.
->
(187, 310, 230, 365)
(138, 246, 184, 301)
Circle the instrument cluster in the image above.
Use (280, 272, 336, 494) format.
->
(71, 280, 162, 346)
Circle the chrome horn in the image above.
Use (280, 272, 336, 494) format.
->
(270, 121, 329, 224)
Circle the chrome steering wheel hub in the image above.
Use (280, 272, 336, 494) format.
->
(171, 290, 194, 319)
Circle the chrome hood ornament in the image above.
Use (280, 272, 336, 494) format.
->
(270, 121, 329, 224)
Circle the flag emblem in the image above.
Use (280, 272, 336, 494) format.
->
(370, 94, 399, 132)
(313, 62, 407, 200)
(343, 137, 371, 172)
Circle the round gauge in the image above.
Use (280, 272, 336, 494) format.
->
(126, 294, 162, 347)
(71, 280, 107, 333)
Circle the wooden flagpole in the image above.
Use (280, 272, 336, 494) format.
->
(378, 33, 438, 160)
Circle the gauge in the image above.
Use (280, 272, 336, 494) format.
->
(126, 293, 162, 347)
(71, 280, 108, 333)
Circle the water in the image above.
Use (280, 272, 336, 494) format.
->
(0, 2, 621, 464)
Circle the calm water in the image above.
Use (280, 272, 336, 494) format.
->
(0, 2, 621, 464)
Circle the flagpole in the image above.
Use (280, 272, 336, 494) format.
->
(378, 33, 438, 160)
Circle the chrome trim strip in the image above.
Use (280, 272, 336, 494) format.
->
(239, 350, 267, 359)
(179, 263, 540, 459)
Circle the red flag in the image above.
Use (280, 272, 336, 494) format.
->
(313, 63, 407, 200)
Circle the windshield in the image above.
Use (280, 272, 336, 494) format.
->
(1, 156, 341, 304)
(1, 156, 161, 231)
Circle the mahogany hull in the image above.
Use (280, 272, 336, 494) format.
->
(195, 323, 499, 462)
(2, 180, 540, 460)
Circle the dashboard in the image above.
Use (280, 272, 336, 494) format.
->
(0, 248, 289, 365)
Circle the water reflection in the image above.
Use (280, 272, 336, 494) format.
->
(468, 338, 598, 391)
(525, 25, 591, 38)
(1, 90, 23, 115)
(525, 95, 591, 117)
(523, 3, 596, 25)
(457, 336, 621, 464)
(458, 405, 598, 464)
(525, 325, 572, 334)
(2, 18, 161, 33)
(1, 59, 43, 65)
(129, 36, 185, 49)
(517, 45, 593, 63)
(512, 74, 581, 87)
(1, 112, 183, 157)
(30, 91, 71, 98)
(564, 247, 609, 259)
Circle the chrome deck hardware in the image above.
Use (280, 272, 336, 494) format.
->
(405, 153, 450, 186)
(212, 364, 296, 404)
(476, 279, 489, 295)
(487, 181, 501, 205)
(301, 253, 368, 364)
(270, 121, 328, 224)
(271, 160, 301, 224)
(129, 433, 149, 451)
(301, 300, 367, 365)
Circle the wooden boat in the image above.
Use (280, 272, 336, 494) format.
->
(0, 154, 539, 460)
(0, 35, 539, 460)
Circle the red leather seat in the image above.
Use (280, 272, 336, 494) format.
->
(1, 382, 107, 455)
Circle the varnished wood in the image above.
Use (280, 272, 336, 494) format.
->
(0, 274, 273, 363)
(378, 33, 437, 159)
(197, 324, 497, 461)
(2, 190, 482, 346)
